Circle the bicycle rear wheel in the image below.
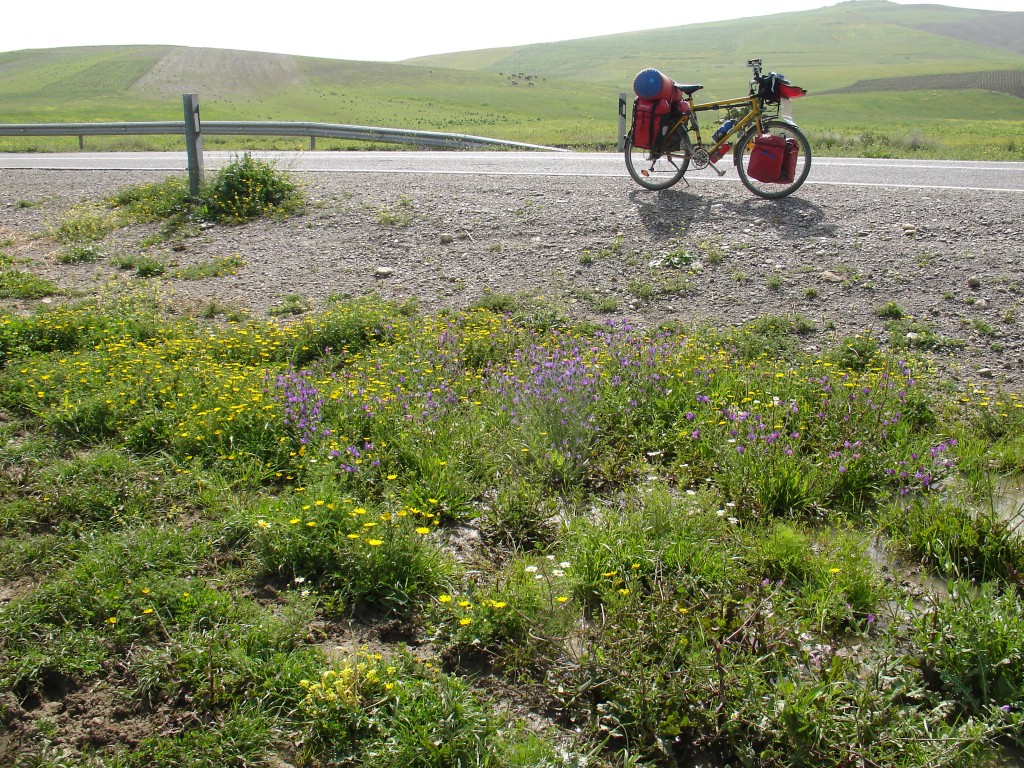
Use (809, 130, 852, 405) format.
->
(624, 133, 691, 191)
(734, 120, 811, 199)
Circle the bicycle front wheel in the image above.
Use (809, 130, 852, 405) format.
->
(734, 120, 811, 199)
(624, 133, 691, 191)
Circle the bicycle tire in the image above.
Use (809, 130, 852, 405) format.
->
(733, 120, 812, 199)
(624, 132, 691, 191)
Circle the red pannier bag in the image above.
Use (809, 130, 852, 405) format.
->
(779, 138, 799, 183)
(779, 83, 808, 99)
(632, 98, 673, 150)
(747, 134, 786, 182)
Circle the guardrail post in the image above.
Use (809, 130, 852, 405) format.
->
(78, 135, 84, 151)
(310, 136, 316, 151)
(617, 92, 628, 152)
(183, 93, 204, 196)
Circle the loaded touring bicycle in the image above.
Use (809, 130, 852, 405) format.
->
(625, 59, 811, 198)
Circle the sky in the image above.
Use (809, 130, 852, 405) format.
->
(1, 0, 1020, 63)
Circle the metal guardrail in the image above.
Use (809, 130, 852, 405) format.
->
(0, 120, 566, 152)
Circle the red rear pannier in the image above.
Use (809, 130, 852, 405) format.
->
(779, 138, 799, 183)
(747, 134, 786, 182)
(631, 98, 673, 149)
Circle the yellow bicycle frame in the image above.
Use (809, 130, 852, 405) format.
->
(663, 91, 769, 160)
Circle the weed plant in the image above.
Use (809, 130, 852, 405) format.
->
(376, 195, 415, 227)
(112, 254, 167, 277)
(198, 153, 303, 223)
(99, 154, 302, 241)
(0, 270, 57, 299)
(51, 202, 119, 245)
(57, 244, 104, 264)
(1, 294, 1024, 766)
(268, 293, 312, 317)
(172, 254, 245, 279)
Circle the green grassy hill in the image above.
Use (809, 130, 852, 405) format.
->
(0, 0, 1020, 158)
(407, 0, 1023, 93)
(0, 46, 613, 152)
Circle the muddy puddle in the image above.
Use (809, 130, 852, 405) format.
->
(993, 477, 1024, 536)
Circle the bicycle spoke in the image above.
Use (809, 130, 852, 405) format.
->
(624, 138, 691, 190)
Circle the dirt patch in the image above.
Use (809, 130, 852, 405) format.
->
(128, 47, 306, 101)
(0, 673, 181, 765)
(0, 578, 36, 608)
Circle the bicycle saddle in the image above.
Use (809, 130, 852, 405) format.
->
(674, 83, 704, 95)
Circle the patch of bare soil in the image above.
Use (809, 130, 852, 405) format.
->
(0, 673, 179, 763)
(128, 48, 306, 100)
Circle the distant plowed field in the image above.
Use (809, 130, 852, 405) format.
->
(822, 69, 1024, 99)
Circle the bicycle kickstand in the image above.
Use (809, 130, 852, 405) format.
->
(709, 162, 727, 178)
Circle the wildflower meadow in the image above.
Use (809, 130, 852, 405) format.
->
(1, 168, 1023, 767)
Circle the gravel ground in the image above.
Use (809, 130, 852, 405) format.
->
(2, 168, 1022, 390)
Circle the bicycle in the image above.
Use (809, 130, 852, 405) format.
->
(624, 59, 811, 199)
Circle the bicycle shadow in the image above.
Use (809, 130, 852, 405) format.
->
(628, 187, 714, 237)
(726, 194, 836, 242)
(629, 186, 836, 242)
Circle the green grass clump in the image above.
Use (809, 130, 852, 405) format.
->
(57, 244, 105, 264)
(297, 651, 498, 765)
(2, 298, 1024, 766)
(268, 293, 311, 317)
(875, 300, 906, 319)
(377, 195, 415, 227)
(468, 291, 566, 332)
(0, 269, 57, 299)
(882, 497, 1024, 582)
(199, 153, 303, 223)
(887, 317, 965, 351)
(76, 156, 303, 248)
(244, 490, 452, 613)
(113, 254, 167, 277)
(50, 202, 119, 245)
(172, 254, 245, 279)
(914, 582, 1024, 720)
(109, 175, 191, 222)
(627, 273, 690, 301)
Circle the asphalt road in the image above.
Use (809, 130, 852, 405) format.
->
(1, 151, 1022, 192)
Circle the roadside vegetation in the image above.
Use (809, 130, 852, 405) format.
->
(2, 126, 1024, 766)
(44, 152, 302, 270)
(1, 276, 1024, 765)
(107, 151, 303, 228)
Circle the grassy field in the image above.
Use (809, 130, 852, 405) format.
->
(0, 1, 1021, 158)
(1, 87, 1019, 159)
(0, 47, 611, 144)
(409, 0, 1024, 88)
(1, 167, 1024, 767)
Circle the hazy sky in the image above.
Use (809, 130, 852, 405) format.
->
(2, 0, 1020, 62)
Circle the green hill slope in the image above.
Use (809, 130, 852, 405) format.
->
(0, 46, 611, 146)
(404, 0, 1022, 160)
(406, 0, 1023, 98)
(0, 1, 1020, 159)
